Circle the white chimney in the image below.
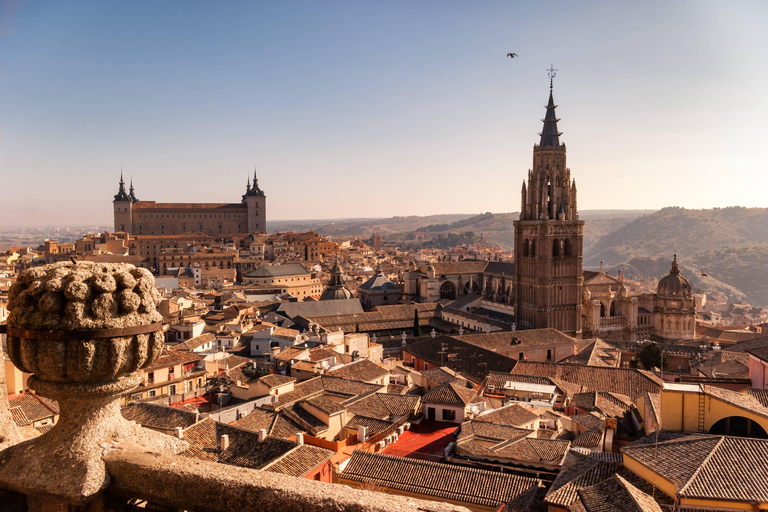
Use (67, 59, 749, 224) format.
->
(175, 427, 183, 439)
(358, 425, 367, 443)
(296, 432, 304, 445)
(258, 428, 267, 442)
(220, 434, 230, 451)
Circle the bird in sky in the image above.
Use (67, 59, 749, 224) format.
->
(507, 53, 517, 58)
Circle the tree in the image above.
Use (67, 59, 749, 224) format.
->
(413, 308, 421, 337)
(634, 342, 669, 371)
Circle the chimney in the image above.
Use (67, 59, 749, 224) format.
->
(195, 411, 200, 423)
(258, 428, 267, 442)
(296, 432, 304, 445)
(220, 434, 230, 451)
(175, 427, 183, 439)
(358, 425, 367, 443)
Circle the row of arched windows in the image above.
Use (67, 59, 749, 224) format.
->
(522, 238, 574, 257)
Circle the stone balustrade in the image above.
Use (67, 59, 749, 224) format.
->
(0, 262, 470, 512)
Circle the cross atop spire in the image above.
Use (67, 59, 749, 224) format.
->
(538, 69, 563, 147)
(546, 64, 557, 90)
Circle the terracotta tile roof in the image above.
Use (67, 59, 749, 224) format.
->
(270, 414, 305, 438)
(121, 402, 199, 430)
(458, 328, 579, 350)
(747, 388, 768, 407)
(545, 450, 667, 510)
(422, 379, 478, 407)
(8, 393, 58, 423)
(304, 302, 440, 333)
(9, 406, 31, 427)
(511, 362, 662, 399)
(303, 395, 345, 415)
(457, 420, 533, 444)
(325, 360, 388, 383)
(571, 412, 606, 431)
(622, 433, 768, 502)
(386, 383, 406, 394)
(572, 428, 604, 449)
(34, 424, 55, 435)
(344, 415, 393, 435)
(571, 391, 632, 418)
(406, 335, 517, 382)
(175, 332, 216, 351)
(577, 474, 663, 512)
(261, 443, 334, 478)
(259, 373, 296, 388)
(344, 393, 420, 419)
(339, 450, 541, 508)
(182, 418, 314, 471)
(701, 384, 768, 419)
(476, 404, 539, 427)
(420, 367, 458, 385)
(231, 407, 277, 434)
(564, 339, 621, 367)
(262, 376, 324, 410)
(321, 375, 383, 397)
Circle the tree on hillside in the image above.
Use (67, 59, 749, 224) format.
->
(413, 308, 421, 337)
(629, 342, 668, 371)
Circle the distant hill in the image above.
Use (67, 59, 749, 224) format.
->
(270, 207, 768, 306)
(586, 207, 768, 307)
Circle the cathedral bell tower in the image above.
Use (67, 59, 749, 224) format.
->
(242, 169, 267, 233)
(514, 69, 584, 335)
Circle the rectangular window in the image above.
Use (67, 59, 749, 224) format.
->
(168, 384, 177, 396)
(148, 390, 156, 398)
(147, 372, 154, 384)
(546, 349, 552, 360)
(519, 352, 525, 360)
(442, 409, 456, 421)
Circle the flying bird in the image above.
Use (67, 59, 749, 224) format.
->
(507, 53, 517, 58)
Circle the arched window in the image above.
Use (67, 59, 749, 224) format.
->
(553, 239, 561, 257)
(564, 239, 572, 256)
(610, 301, 617, 317)
(600, 302, 607, 318)
(530, 240, 536, 257)
(523, 239, 530, 257)
(440, 281, 457, 300)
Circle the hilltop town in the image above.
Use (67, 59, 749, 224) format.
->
(1, 81, 767, 512)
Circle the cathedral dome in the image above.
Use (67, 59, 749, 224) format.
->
(319, 260, 352, 301)
(657, 255, 691, 298)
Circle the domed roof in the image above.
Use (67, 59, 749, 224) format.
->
(657, 255, 692, 298)
(320, 286, 352, 301)
(319, 259, 352, 301)
(359, 264, 399, 292)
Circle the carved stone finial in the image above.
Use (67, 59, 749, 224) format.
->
(0, 261, 187, 506)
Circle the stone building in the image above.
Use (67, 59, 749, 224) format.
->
(582, 257, 696, 342)
(319, 261, 353, 301)
(357, 263, 400, 311)
(113, 170, 266, 236)
(514, 81, 583, 336)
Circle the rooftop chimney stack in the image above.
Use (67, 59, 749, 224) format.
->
(258, 428, 267, 442)
(220, 434, 230, 451)
(358, 425, 367, 443)
(174, 427, 183, 439)
(296, 432, 304, 445)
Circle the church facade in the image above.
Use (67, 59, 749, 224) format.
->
(113, 171, 266, 236)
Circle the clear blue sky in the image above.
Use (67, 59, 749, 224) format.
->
(1, 1, 766, 228)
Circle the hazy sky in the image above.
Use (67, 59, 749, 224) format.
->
(1, 1, 767, 228)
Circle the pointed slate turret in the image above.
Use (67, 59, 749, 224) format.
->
(129, 179, 139, 203)
(113, 173, 131, 202)
(538, 87, 562, 147)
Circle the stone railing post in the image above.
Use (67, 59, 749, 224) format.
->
(0, 262, 186, 508)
